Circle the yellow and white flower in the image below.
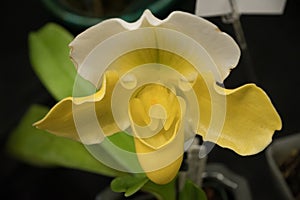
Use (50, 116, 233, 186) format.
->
(34, 10, 282, 184)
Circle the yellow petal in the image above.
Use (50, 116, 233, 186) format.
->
(133, 120, 184, 184)
(34, 71, 121, 144)
(194, 75, 282, 155)
(129, 98, 150, 126)
(129, 84, 184, 184)
(129, 84, 181, 148)
(192, 75, 212, 136)
(217, 84, 282, 155)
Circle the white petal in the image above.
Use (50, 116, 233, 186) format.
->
(69, 10, 162, 71)
(70, 10, 240, 86)
(159, 11, 240, 81)
(77, 26, 226, 87)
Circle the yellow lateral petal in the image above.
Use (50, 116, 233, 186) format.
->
(194, 76, 282, 155)
(34, 71, 121, 144)
(216, 84, 282, 155)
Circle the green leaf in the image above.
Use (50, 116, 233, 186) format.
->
(111, 174, 149, 197)
(88, 132, 143, 174)
(179, 180, 207, 200)
(142, 179, 177, 200)
(28, 23, 95, 100)
(28, 23, 74, 100)
(107, 131, 136, 153)
(72, 74, 97, 97)
(6, 104, 125, 177)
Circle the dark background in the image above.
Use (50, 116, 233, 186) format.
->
(1, 0, 299, 199)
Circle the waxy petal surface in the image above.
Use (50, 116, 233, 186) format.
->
(193, 75, 282, 155)
(70, 10, 239, 87)
(34, 71, 120, 144)
(129, 84, 184, 184)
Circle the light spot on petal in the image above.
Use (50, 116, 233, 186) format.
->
(121, 73, 137, 90)
(178, 71, 198, 91)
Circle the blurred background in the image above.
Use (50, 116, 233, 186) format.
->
(1, 0, 299, 199)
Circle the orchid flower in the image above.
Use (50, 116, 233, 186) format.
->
(34, 10, 281, 185)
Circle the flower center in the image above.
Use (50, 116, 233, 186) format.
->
(129, 83, 182, 149)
